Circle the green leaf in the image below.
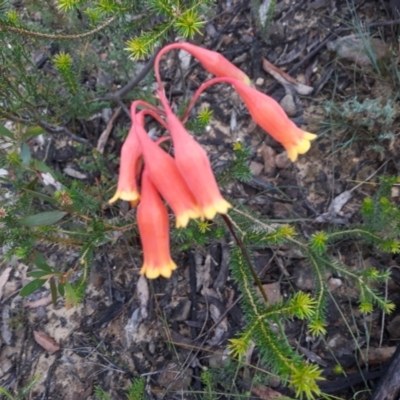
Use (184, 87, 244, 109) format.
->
(20, 279, 46, 296)
(18, 211, 67, 227)
(22, 126, 45, 141)
(34, 159, 55, 174)
(0, 387, 14, 399)
(33, 252, 52, 271)
(50, 277, 58, 306)
(28, 270, 54, 278)
(64, 281, 79, 308)
(24, 189, 57, 205)
(26, 177, 39, 191)
(20, 142, 31, 165)
(0, 123, 14, 140)
(58, 283, 65, 297)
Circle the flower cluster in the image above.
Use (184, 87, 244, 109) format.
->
(110, 42, 317, 279)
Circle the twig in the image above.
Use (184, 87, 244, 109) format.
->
(266, 32, 336, 95)
(101, 49, 160, 102)
(2, 112, 93, 147)
(0, 16, 117, 40)
(96, 106, 121, 154)
(38, 120, 93, 147)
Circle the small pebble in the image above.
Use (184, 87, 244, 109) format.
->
(249, 161, 264, 176)
(328, 277, 342, 292)
(280, 94, 297, 117)
(255, 77, 264, 86)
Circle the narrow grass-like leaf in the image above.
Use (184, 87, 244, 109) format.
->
(58, 283, 65, 297)
(64, 281, 78, 308)
(18, 211, 67, 227)
(28, 270, 53, 278)
(20, 142, 31, 165)
(0, 123, 14, 140)
(20, 279, 46, 296)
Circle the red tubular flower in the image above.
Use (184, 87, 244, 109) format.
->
(134, 111, 201, 228)
(160, 96, 231, 220)
(137, 169, 177, 279)
(108, 124, 141, 205)
(230, 80, 317, 162)
(155, 42, 251, 86)
(175, 42, 251, 84)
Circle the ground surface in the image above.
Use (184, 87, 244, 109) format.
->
(1, 0, 400, 399)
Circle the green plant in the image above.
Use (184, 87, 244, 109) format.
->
(126, 377, 146, 400)
(0, 375, 39, 400)
(323, 96, 399, 152)
(0, 121, 122, 305)
(251, 0, 276, 34)
(1, 28, 399, 399)
(94, 385, 111, 400)
(0, 0, 213, 127)
(226, 178, 399, 399)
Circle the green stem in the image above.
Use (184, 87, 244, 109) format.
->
(222, 214, 269, 304)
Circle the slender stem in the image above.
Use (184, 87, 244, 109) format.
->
(130, 100, 164, 120)
(181, 76, 237, 122)
(153, 45, 243, 125)
(222, 214, 269, 304)
(154, 43, 189, 97)
(102, 49, 159, 101)
(0, 16, 117, 40)
(138, 109, 168, 130)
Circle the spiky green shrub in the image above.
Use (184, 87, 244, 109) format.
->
(225, 177, 399, 399)
(0, 0, 212, 125)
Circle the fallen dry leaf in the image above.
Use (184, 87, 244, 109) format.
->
(359, 346, 396, 365)
(25, 295, 52, 309)
(33, 330, 60, 354)
(251, 384, 284, 399)
(96, 107, 121, 154)
(262, 57, 313, 95)
(328, 190, 352, 213)
(2, 305, 12, 345)
(315, 190, 352, 224)
(0, 267, 12, 300)
(137, 274, 149, 319)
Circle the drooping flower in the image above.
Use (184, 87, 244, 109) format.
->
(230, 80, 317, 162)
(137, 169, 177, 279)
(168, 42, 251, 85)
(160, 94, 231, 220)
(109, 124, 142, 205)
(134, 110, 201, 228)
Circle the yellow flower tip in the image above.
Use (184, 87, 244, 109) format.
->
(202, 199, 232, 220)
(129, 199, 140, 208)
(286, 147, 298, 162)
(285, 132, 318, 162)
(108, 190, 140, 204)
(140, 260, 177, 279)
(160, 260, 177, 278)
(296, 137, 311, 155)
(176, 214, 189, 229)
(304, 132, 317, 141)
(175, 208, 202, 228)
(108, 191, 121, 204)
